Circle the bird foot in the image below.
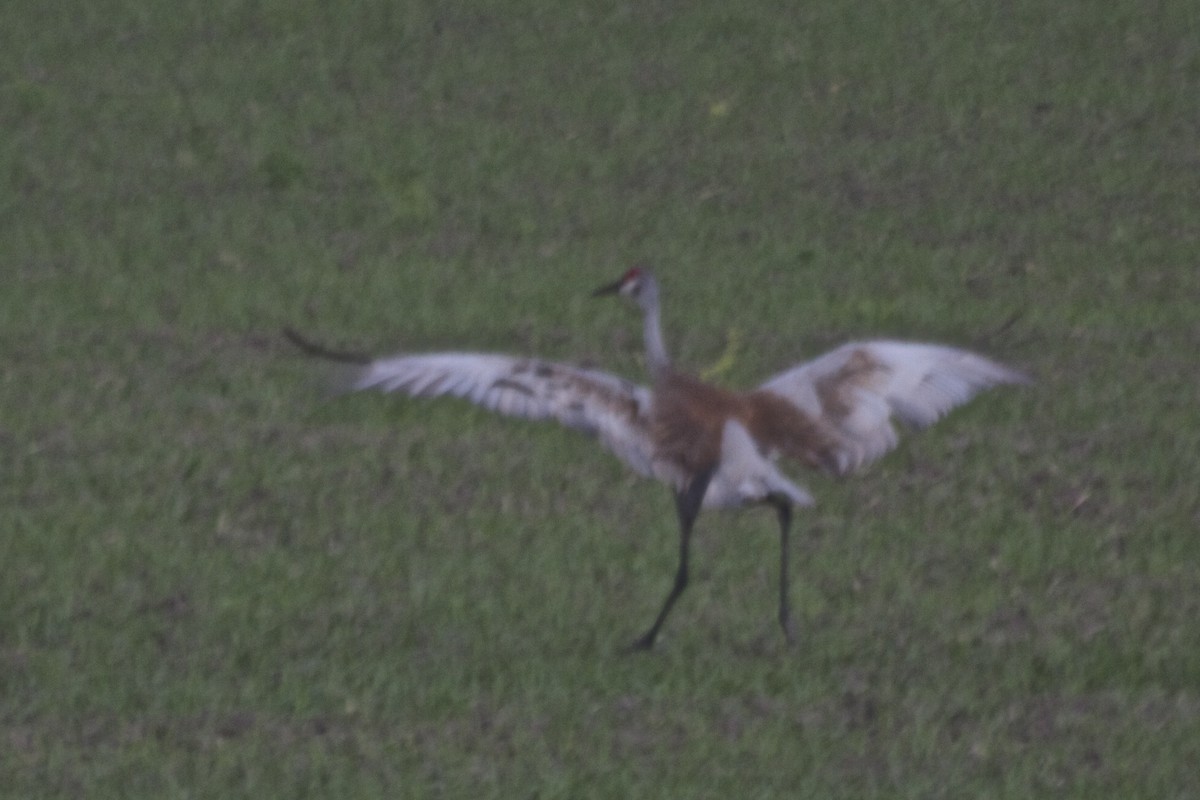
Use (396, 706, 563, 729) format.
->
(622, 632, 658, 654)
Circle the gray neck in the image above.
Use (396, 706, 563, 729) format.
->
(642, 297, 671, 380)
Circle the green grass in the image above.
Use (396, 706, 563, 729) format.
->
(4, 0, 1199, 796)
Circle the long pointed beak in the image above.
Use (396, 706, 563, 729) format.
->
(591, 279, 623, 297)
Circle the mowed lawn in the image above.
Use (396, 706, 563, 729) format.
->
(4, 0, 1198, 796)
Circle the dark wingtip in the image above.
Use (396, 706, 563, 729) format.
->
(281, 327, 372, 365)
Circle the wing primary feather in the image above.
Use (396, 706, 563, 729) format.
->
(282, 327, 372, 365)
(295, 345, 658, 480)
(760, 340, 1027, 473)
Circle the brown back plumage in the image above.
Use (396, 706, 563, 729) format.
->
(650, 371, 844, 478)
(742, 389, 846, 473)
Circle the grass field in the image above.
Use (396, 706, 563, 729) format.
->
(4, 0, 1199, 796)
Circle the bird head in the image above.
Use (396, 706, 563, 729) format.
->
(592, 266, 659, 311)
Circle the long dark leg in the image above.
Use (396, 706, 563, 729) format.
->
(771, 497, 796, 644)
(628, 468, 714, 651)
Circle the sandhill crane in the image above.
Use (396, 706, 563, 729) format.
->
(286, 267, 1028, 650)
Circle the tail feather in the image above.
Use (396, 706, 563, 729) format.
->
(708, 420, 815, 509)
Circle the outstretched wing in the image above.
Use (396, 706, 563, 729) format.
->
(331, 351, 660, 478)
(759, 341, 1029, 475)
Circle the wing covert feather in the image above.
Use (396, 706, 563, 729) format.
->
(340, 353, 659, 478)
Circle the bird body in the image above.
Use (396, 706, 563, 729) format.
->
(288, 267, 1028, 649)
